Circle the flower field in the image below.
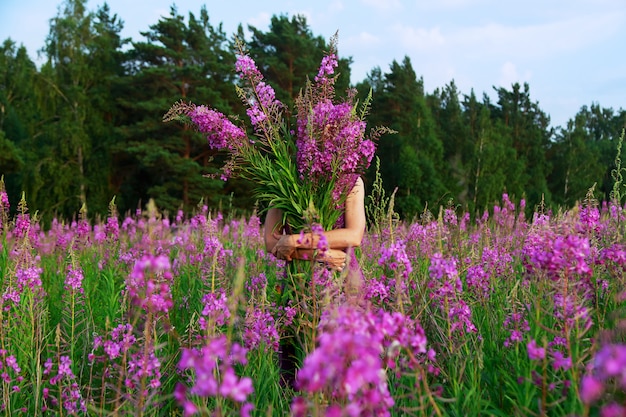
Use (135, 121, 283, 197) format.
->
(1, 190, 625, 416)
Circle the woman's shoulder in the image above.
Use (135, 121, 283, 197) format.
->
(350, 176, 365, 196)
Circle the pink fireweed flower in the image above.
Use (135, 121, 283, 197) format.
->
(199, 291, 231, 329)
(0, 188, 8, 231)
(243, 214, 262, 241)
(296, 310, 392, 413)
(405, 220, 442, 259)
(315, 53, 338, 84)
(177, 335, 253, 411)
(13, 212, 31, 239)
(245, 272, 267, 295)
(234, 51, 283, 139)
(577, 205, 602, 234)
(41, 355, 86, 414)
(188, 106, 247, 152)
(126, 254, 173, 314)
(593, 343, 626, 387)
(600, 243, 626, 274)
(428, 253, 477, 334)
(57, 356, 74, 378)
(378, 239, 413, 279)
(296, 100, 369, 184)
(550, 349, 572, 371)
(90, 323, 136, 361)
(9, 266, 45, 305)
(580, 374, 604, 404)
(64, 265, 84, 293)
(443, 208, 458, 226)
(0, 352, 22, 387)
(600, 403, 626, 417)
(105, 215, 120, 241)
(93, 224, 106, 243)
(218, 367, 254, 402)
(0, 189, 8, 211)
(295, 305, 429, 416)
(527, 339, 546, 360)
(235, 54, 262, 80)
(72, 218, 91, 246)
(125, 349, 162, 392)
(254, 81, 280, 110)
(311, 223, 329, 254)
(503, 310, 530, 348)
(465, 264, 491, 299)
(552, 293, 593, 332)
(174, 383, 198, 417)
(523, 232, 592, 279)
(492, 193, 521, 231)
(295, 62, 377, 205)
(243, 308, 279, 352)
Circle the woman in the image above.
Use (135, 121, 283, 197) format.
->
(264, 177, 366, 269)
(263, 177, 366, 388)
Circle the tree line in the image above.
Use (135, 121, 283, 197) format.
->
(1, 0, 625, 226)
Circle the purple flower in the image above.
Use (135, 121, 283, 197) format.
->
(58, 356, 74, 378)
(428, 253, 477, 335)
(579, 375, 604, 404)
(235, 55, 261, 79)
(177, 336, 253, 411)
(64, 265, 84, 293)
(127, 254, 173, 314)
(600, 403, 626, 417)
(503, 310, 530, 348)
(188, 106, 246, 152)
(219, 368, 253, 402)
(315, 53, 338, 84)
(295, 305, 429, 416)
(550, 350, 572, 371)
(378, 239, 413, 278)
(527, 339, 546, 360)
(199, 291, 231, 329)
(243, 308, 279, 352)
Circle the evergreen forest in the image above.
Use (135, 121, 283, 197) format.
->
(1, 0, 625, 226)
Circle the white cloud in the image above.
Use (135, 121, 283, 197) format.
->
(328, 0, 345, 13)
(415, 0, 483, 11)
(448, 12, 622, 60)
(345, 31, 381, 48)
(361, 0, 402, 11)
(392, 24, 446, 51)
(498, 61, 532, 88)
(246, 12, 272, 29)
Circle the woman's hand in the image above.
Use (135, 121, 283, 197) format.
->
(271, 233, 297, 261)
(271, 232, 346, 271)
(318, 249, 347, 272)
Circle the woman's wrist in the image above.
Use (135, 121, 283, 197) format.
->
(295, 232, 316, 249)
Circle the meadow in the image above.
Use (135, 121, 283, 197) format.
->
(1, 188, 625, 417)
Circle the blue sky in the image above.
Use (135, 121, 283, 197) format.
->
(1, 0, 625, 129)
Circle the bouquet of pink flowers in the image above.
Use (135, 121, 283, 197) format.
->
(164, 35, 387, 233)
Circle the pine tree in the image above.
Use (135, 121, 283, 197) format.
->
(491, 83, 553, 209)
(463, 91, 525, 213)
(365, 57, 447, 218)
(429, 81, 472, 205)
(116, 6, 239, 215)
(15, 0, 127, 223)
(548, 115, 605, 206)
(0, 40, 34, 206)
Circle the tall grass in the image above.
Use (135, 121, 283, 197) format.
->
(0, 185, 625, 416)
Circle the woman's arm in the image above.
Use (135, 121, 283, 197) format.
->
(264, 207, 284, 254)
(265, 207, 317, 262)
(269, 177, 366, 261)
